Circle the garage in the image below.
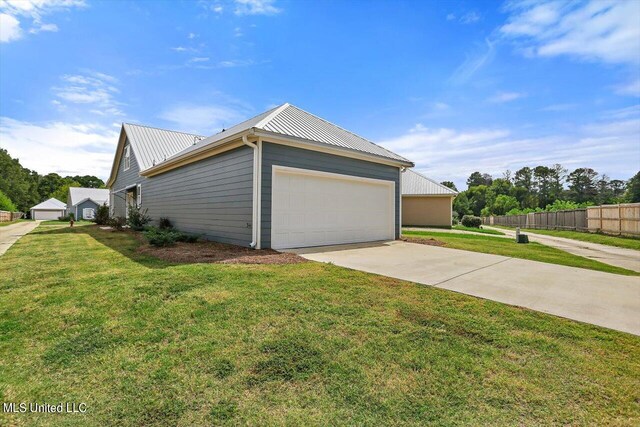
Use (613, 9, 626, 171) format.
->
(271, 166, 395, 249)
(29, 198, 67, 220)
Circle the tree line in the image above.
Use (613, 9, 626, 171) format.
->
(443, 165, 640, 219)
(0, 149, 105, 212)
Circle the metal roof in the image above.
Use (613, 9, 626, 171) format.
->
(68, 187, 110, 206)
(123, 123, 204, 171)
(161, 103, 412, 166)
(31, 198, 66, 210)
(402, 169, 458, 196)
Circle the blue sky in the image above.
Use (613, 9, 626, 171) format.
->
(1, 0, 639, 189)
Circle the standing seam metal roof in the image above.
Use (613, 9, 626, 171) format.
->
(123, 123, 204, 171)
(30, 198, 66, 210)
(402, 169, 458, 196)
(161, 103, 412, 166)
(68, 187, 110, 206)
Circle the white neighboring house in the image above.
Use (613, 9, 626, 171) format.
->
(30, 198, 66, 220)
(67, 187, 110, 220)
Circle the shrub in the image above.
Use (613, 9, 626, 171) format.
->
(452, 211, 460, 225)
(126, 204, 151, 231)
(159, 217, 173, 230)
(57, 213, 75, 221)
(143, 226, 199, 247)
(109, 216, 126, 230)
(0, 190, 17, 212)
(461, 215, 482, 228)
(95, 204, 110, 225)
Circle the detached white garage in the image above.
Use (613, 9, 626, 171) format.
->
(271, 166, 395, 249)
(30, 198, 66, 220)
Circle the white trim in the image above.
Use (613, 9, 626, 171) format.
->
(255, 131, 413, 168)
(136, 184, 142, 207)
(399, 167, 403, 238)
(83, 207, 95, 220)
(256, 138, 263, 249)
(272, 165, 397, 186)
(124, 144, 131, 171)
(270, 165, 395, 249)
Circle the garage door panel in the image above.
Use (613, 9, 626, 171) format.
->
(271, 167, 395, 249)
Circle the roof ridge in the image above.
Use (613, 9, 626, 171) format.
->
(409, 169, 458, 194)
(279, 104, 410, 162)
(124, 122, 204, 138)
(254, 103, 290, 129)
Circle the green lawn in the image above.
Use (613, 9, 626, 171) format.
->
(403, 230, 639, 276)
(1, 224, 639, 426)
(493, 226, 640, 251)
(452, 224, 505, 235)
(40, 220, 94, 226)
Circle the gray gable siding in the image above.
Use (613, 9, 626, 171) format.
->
(142, 146, 254, 247)
(260, 142, 400, 248)
(74, 199, 100, 220)
(110, 137, 142, 217)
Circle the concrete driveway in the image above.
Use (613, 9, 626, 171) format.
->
(290, 241, 640, 335)
(485, 226, 640, 272)
(0, 221, 40, 256)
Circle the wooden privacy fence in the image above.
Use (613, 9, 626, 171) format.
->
(483, 203, 640, 236)
(0, 211, 24, 222)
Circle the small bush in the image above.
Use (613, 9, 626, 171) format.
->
(143, 227, 198, 247)
(461, 215, 482, 228)
(109, 216, 126, 230)
(0, 190, 17, 212)
(452, 211, 460, 225)
(57, 213, 75, 221)
(95, 204, 110, 225)
(159, 217, 173, 230)
(126, 204, 151, 231)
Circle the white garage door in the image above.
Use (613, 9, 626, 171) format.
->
(32, 210, 63, 220)
(271, 166, 395, 249)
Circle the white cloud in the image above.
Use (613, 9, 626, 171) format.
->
(158, 104, 247, 135)
(0, 13, 21, 42)
(614, 79, 640, 97)
(449, 38, 496, 84)
(212, 4, 223, 13)
(52, 71, 124, 116)
(488, 91, 526, 103)
(189, 57, 210, 63)
(0, 0, 84, 42)
(541, 103, 576, 112)
(234, 0, 280, 16)
(379, 116, 640, 188)
(446, 13, 456, 21)
(500, 0, 640, 65)
(460, 11, 480, 24)
(187, 32, 196, 39)
(0, 117, 118, 179)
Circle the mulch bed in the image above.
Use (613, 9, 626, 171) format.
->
(137, 240, 308, 265)
(401, 237, 447, 247)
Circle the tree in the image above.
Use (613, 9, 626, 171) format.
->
(533, 166, 553, 207)
(466, 185, 489, 216)
(514, 167, 534, 191)
(566, 168, 598, 203)
(38, 173, 64, 200)
(71, 175, 105, 188)
(453, 192, 472, 218)
(51, 180, 81, 203)
(625, 171, 640, 203)
(0, 190, 17, 212)
(466, 172, 492, 189)
(440, 181, 458, 192)
(549, 164, 567, 201)
(491, 195, 520, 215)
(0, 149, 40, 212)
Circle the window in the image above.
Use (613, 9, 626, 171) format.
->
(83, 208, 95, 220)
(136, 184, 142, 207)
(124, 145, 131, 171)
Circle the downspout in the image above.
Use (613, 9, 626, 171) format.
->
(243, 135, 258, 249)
(399, 167, 405, 239)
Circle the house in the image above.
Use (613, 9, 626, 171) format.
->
(401, 169, 457, 227)
(30, 198, 66, 220)
(106, 103, 414, 249)
(67, 187, 110, 220)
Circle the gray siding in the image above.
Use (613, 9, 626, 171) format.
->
(142, 146, 254, 247)
(74, 199, 100, 220)
(111, 138, 142, 217)
(260, 142, 401, 248)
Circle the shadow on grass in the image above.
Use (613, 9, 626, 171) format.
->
(33, 224, 301, 269)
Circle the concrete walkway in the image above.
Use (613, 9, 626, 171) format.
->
(0, 221, 40, 256)
(485, 226, 640, 272)
(289, 241, 640, 335)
